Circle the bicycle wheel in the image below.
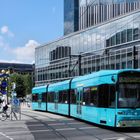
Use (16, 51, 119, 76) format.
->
(0, 112, 7, 121)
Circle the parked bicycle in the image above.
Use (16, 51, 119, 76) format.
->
(0, 103, 18, 121)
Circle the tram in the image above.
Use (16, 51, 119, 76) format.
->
(32, 86, 47, 111)
(32, 69, 140, 127)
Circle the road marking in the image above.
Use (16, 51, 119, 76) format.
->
(5, 128, 76, 134)
(48, 123, 65, 126)
(117, 138, 127, 140)
(134, 135, 140, 138)
(5, 129, 52, 135)
(0, 132, 14, 140)
(27, 124, 44, 127)
(56, 128, 76, 131)
(79, 126, 97, 129)
(67, 122, 82, 125)
(103, 137, 127, 140)
(31, 129, 52, 133)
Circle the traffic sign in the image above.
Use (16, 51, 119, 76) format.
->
(12, 98, 20, 106)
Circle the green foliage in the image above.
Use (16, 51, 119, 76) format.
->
(10, 73, 33, 98)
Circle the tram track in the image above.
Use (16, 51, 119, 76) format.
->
(21, 110, 140, 140)
(22, 111, 68, 140)
(22, 111, 104, 140)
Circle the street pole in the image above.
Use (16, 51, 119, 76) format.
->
(78, 55, 81, 76)
(133, 46, 136, 69)
(69, 55, 71, 77)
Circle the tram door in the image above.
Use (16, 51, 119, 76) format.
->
(76, 87, 83, 118)
(54, 92, 58, 113)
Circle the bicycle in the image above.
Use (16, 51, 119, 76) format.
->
(0, 106, 8, 121)
(0, 105, 18, 121)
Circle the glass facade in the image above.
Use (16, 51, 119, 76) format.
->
(79, 0, 140, 30)
(64, 0, 140, 34)
(35, 10, 140, 86)
(64, 0, 79, 35)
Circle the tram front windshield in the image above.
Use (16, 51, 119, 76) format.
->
(118, 74, 140, 108)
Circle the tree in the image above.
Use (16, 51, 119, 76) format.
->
(23, 74, 32, 95)
(10, 73, 33, 98)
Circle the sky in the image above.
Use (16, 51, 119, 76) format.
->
(0, 0, 64, 64)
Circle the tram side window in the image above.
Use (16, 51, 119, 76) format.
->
(108, 85, 116, 108)
(98, 84, 116, 108)
(38, 94, 42, 102)
(83, 88, 90, 105)
(47, 92, 55, 102)
(59, 91, 62, 103)
(90, 87, 98, 106)
(70, 89, 76, 104)
(59, 90, 68, 103)
(32, 94, 38, 102)
(83, 87, 98, 106)
(98, 85, 109, 107)
(42, 93, 47, 102)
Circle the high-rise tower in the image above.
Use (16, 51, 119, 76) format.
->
(64, 0, 79, 35)
(64, 0, 140, 34)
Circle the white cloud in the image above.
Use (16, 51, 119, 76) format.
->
(1, 26, 14, 37)
(13, 40, 40, 63)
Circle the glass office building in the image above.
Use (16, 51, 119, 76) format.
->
(64, 0, 79, 35)
(35, 9, 140, 86)
(79, 0, 140, 30)
(64, 0, 140, 35)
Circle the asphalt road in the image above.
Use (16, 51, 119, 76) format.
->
(0, 107, 140, 140)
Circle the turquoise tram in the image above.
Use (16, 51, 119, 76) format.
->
(32, 86, 47, 111)
(32, 69, 140, 127)
(47, 80, 70, 115)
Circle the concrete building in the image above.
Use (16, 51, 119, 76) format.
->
(0, 62, 34, 75)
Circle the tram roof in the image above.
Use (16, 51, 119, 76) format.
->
(32, 85, 47, 93)
(48, 79, 71, 91)
(72, 69, 140, 83)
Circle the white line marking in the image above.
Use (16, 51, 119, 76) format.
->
(117, 138, 127, 140)
(103, 137, 127, 140)
(56, 128, 76, 131)
(79, 126, 97, 129)
(67, 122, 82, 125)
(31, 129, 52, 133)
(6, 128, 76, 134)
(0, 132, 14, 140)
(5, 129, 52, 135)
(134, 135, 140, 138)
(27, 124, 44, 127)
(48, 123, 65, 126)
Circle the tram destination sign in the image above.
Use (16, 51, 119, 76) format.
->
(119, 77, 140, 83)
